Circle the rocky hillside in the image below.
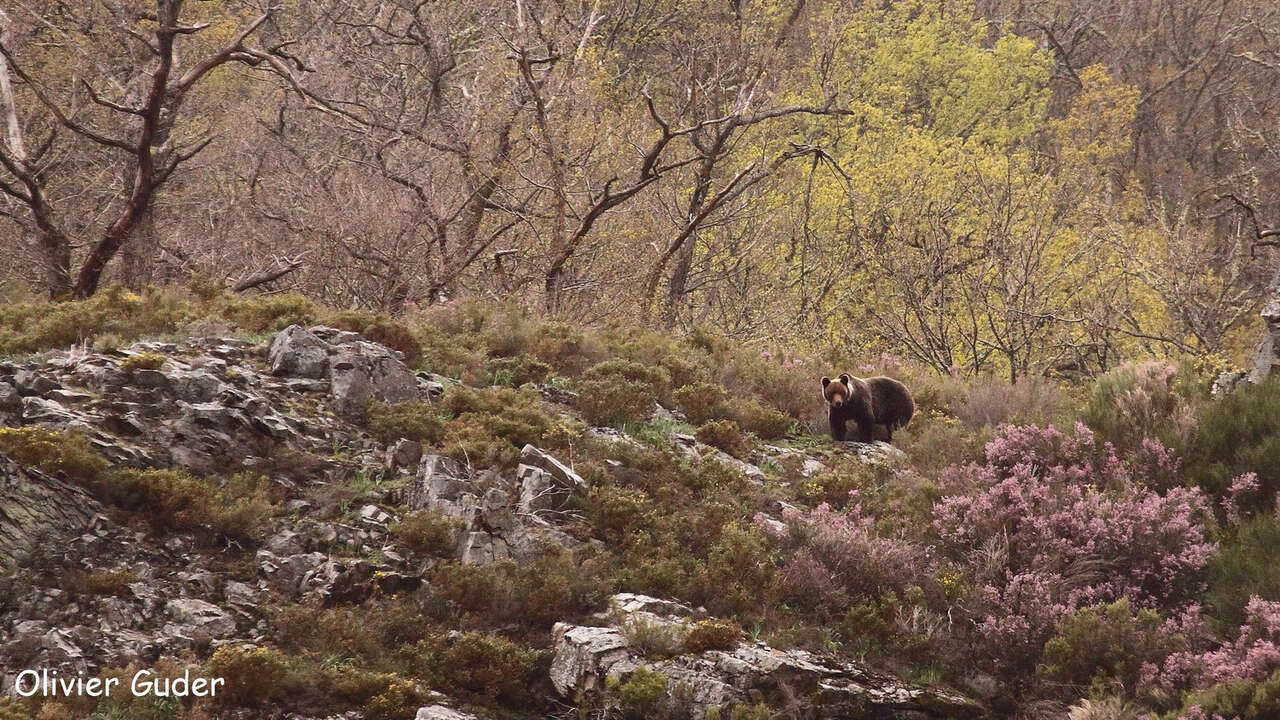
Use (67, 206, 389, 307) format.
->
(0, 323, 967, 720)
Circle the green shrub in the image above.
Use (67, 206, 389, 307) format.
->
(391, 510, 462, 558)
(484, 355, 552, 386)
(119, 352, 166, 374)
(1207, 514, 1280, 631)
(582, 359, 672, 401)
(695, 420, 755, 459)
(1174, 668, 1280, 720)
(1183, 376, 1280, 512)
(216, 293, 319, 333)
(428, 549, 612, 630)
(104, 469, 274, 547)
(725, 396, 792, 440)
(683, 619, 741, 654)
(361, 678, 425, 720)
(619, 615, 684, 658)
(365, 401, 445, 445)
(673, 382, 729, 424)
(0, 427, 108, 483)
(414, 632, 539, 708)
(1037, 599, 1180, 695)
(207, 645, 290, 707)
(0, 287, 192, 356)
(1084, 361, 1194, 454)
(439, 386, 573, 469)
(615, 667, 669, 720)
(575, 379, 657, 427)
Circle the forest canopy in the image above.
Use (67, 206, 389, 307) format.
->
(1, 0, 1278, 379)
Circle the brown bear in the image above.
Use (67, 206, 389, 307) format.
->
(821, 373, 914, 443)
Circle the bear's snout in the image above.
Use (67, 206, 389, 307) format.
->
(831, 398, 843, 408)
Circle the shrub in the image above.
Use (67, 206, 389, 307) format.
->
(673, 382, 729, 424)
(725, 396, 792, 439)
(932, 424, 1215, 674)
(484, 355, 552, 386)
(1083, 361, 1194, 455)
(79, 569, 138, 597)
(119, 352, 167, 374)
(1159, 597, 1280, 692)
(361, 678, 425, 720)
(391, 510, 462, 558)
(1038, 599, 1185, 696)
(956, 375, 1063, 428)
(581, 359, 672, 401)
(104, 469, 274, 547)
(575, 378, 657, 427)
(216, 292, 319, 333)
(414, 632, 539, 707)
(429, 549, 612, 630)
(695, 420, 755, 459)
(615, 667, 669, 720)
(1207, 515, 1280, 631)
(683, 619, 741, 653)
(327, 311, 422, 367)
(439, 386, 571, 469)
(207, 645, 290, 707)
(769, 503, 927, 612)
(1173, 668, 1280, 720)
(0, 287, 192, 356)
(0, 427, 108, 483)
(1183, 376, 1280, 514)
(365, 401, 444, 445)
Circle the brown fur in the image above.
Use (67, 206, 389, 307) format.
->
(821, 373, 914, 443)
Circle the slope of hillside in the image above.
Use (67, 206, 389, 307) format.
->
(0, 295, 1277, 720)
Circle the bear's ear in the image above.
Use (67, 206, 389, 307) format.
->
(821, 376, 831, 388)
(838, 373, 851, 385)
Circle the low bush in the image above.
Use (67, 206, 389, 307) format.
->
(1206, 515, 1280, 631)
(391, 510, 462, 558)
(614, 667, 669, 720)
(119, 352, 167, 374)
(683, 619, 741, 653)
(673, 382, 729, 425)
(724, 396, 792, 439)
(1038, 599, 1185, 697)
(365, 401, 445, 445)
(484, 354, 552, 386)
(695, 420, 755, 459)
(1084, 361, 1194, 455)
(412, 632, 540, 708)
(1182, 376, 1280, 514)
(103, 469, 275, 547)
(207, 645, 291, 707)
(0, 427, 108, 483)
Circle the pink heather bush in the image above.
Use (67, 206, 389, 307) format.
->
(1158, 597, 1280, 690)
(764, 502, 929, 609)
(932, 423, 1216, 669)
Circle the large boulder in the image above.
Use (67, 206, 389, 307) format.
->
(0, 454, 104, 569)
(268, 325, 331, 379)
(550, 593, 983, 719)
(328, 341, 419, 416)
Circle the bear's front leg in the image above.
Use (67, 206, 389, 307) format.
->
(829, 414, 847, 441)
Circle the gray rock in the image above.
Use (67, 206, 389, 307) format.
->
(519, 445, 585, 494)
(269, 325, 332, 379)
(0, 381, 19, 412)
(387, 438, 423, 471)
(416, 705, 479, 720)
(14, 369, 59, 395)
(551, 593, 982, 719)
(0, 455, 104, 569)
(165, 598, 236, 638)
(328, 342, 419, 416)
(257, 550, 327, 597)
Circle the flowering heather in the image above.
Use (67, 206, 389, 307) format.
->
(764, 502, 929, 609)
(1159, 597, 1280, 690)
(932, 423, 1216, 668)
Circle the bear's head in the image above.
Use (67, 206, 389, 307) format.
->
(821, 374, 854, 408)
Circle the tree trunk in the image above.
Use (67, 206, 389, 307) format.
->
(0, 454, 103, 569)
(663, 237, 696, 329)
(121, 208, 157, 291)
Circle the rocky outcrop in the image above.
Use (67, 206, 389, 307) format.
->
(551, 594, 983, 720)
(0, 454, 104, 569)
(267, 324, 420, 415)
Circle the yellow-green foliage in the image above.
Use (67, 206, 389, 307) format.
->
(119, 352, 167, 374)
(412, 632, 539, 708)
(724, 397, 791, 440)
(673, 382, 729, 424)
(429, 548, 612, 629)
(0, 427, 108, 482)
(361, 678, 425, 720)
(484, 354, 552, 386)
(0, 287, 192, 356)
(0, 697, 31, 720)
(391, 510, 461, 558)
(682, 619, 741, 654)
(104, 469, 274, 547)
(365, 400, 445, 445)
(207, 645, 291, 707)
(439, 386, 576, 469)
(694, 420, 755, 460)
